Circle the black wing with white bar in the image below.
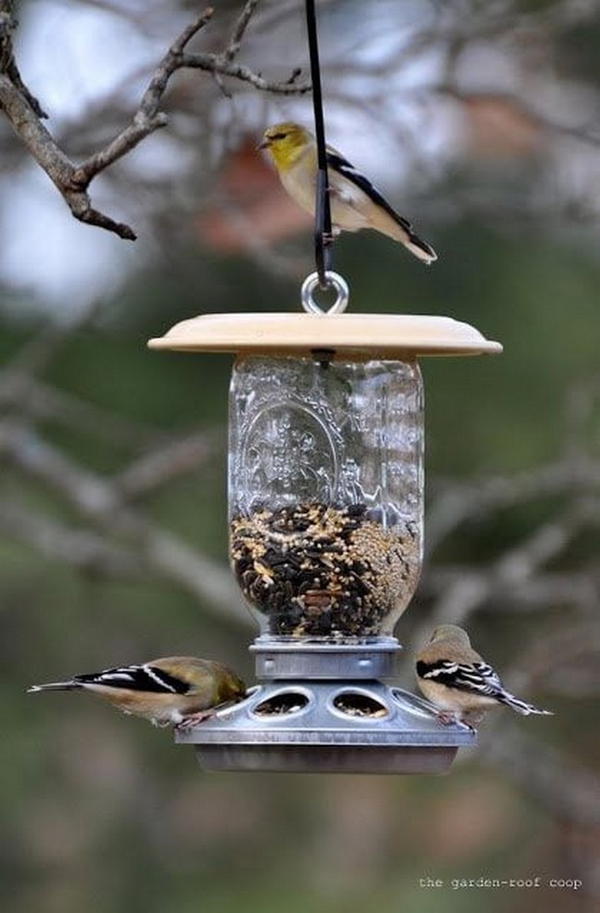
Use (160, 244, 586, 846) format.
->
(74, 664, 190, 694)
(416, 659, 504, 697)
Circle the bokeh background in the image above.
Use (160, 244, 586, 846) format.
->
(1, 1, 599, 912)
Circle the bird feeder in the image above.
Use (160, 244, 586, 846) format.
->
(148, 272, 502, 774)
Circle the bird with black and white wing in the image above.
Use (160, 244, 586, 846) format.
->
(28, 656, 246, 728)
(416, 625, 553, 729)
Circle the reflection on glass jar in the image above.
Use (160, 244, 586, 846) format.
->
(229, 355, 423, 641)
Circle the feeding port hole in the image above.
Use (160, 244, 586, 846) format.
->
(252, 691, 310, 717)
(332, 691, 389, 719)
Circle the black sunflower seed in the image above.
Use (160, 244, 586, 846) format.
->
(230, 501, 419, 639)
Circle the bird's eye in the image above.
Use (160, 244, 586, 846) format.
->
(271, 132, 288, 141)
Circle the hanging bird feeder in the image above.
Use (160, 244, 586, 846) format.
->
(148, 277, 501, 774)
(147, 0, 501, 773)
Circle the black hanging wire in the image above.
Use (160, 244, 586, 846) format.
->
(304, 0, 333, 289)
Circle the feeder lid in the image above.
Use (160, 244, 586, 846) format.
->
(148, 313, 501, 357)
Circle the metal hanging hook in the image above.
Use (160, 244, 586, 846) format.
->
(301, 271, 349, 315)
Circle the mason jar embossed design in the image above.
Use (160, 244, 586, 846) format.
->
(229, 355, 423, 642)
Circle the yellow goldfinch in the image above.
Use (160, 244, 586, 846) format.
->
(28, 656, 246, 728)
(259, 122, 437, 264)
(416, 625, 553, 729)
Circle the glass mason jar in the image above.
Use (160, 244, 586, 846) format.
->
(228, 354, 423, 642)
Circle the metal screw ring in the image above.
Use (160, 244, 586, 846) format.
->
(301, 271, 349, 315)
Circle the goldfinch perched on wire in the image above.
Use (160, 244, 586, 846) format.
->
(259, 122, 437, 264)
(416, 625, 553, 729)
(28, 657, 246, 729)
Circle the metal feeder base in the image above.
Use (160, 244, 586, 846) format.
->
(175, 681, 476, 774)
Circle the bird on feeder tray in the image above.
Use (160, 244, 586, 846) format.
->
(27, 656, 246, 729)
(416, 625, 553, 729)
(259, 122, 437, 265)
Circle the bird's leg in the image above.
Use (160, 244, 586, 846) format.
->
(436, 710, 458, 726)
(461, 710, 483, 732)
(176, 709, 216, 730)
(436, 710, 477, 731)
(322, 225, 341, 245)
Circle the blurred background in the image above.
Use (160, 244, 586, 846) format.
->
(1, 1, 599, 912)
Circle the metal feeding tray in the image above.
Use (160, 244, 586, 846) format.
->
(175, 644, 476, 774)
(175, 681, 475, 774)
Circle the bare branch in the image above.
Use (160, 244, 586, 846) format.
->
(509, 619, 600, 697)
(0, 73, 136, 238)
(0, 499, 143, 577)
(0, 4, 47, 118)
(71, 8, 215, 186)
(0, 421, 246, 624)
(180, 52, 308, 95)
(0, 4, 309, 241)
(0, 375, 160, 447)
(224, 0, 261, 62)
(423, 569, 600, 617)
(435, 85, 600, 149)
(115, 430, 221, 499)
(426, 456, 600, 555)
(0, 316, 161, 448)
(412, 501, 594, 653)
(481, 727, 600, 827)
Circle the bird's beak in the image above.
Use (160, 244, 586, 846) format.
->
(257, 138, 270, 150)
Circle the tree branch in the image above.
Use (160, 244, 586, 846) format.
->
(481, 727, 600, 828)
(180, 51, 307, 95)
(0, 73, 138, 239)
(115, 430, 220, 500)
(0, 498, 143, 577)
(0, 4, 47, 117)
(224, 0, 261, 62)
(431, 83, 600, 149)
(0, 421, 246, 624)
(0, 3, 310, 241)
(70, 8, 215, 187)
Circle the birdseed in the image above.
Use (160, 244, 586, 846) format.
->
(230, 501, 419, 639)
(253, 693, 309, 716)
(333, 694, 389, 718)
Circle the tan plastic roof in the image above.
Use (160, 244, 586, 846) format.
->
(148, 313, 502, 357)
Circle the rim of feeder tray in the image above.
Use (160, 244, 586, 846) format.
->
(147, 313, 502, 357)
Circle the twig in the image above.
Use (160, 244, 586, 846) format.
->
(0, 312, 161, 447)
(0, 73, 136, 238)
(0, 499, 143, 576)
(0, 421, 246, 623)
(0, 5, 309, 240)
(426, 457, 600, 555)
(0, 376, 161, 448)
(480, 727, 600, 827)
(179, 51, 309, 95)
(224, 0, 261, 62)
(412, 504, 592, 653)
(423, 568, 599, 616)
(0, 4, 47, 117)
(434, 85, 600, 149)
(71, 8, 216, 187)
(115, 430, 221, 499)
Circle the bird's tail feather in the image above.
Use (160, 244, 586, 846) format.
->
(376, 214, 437, 264)
(497, 691, 553, 716)
(27, 681, 80, 693)
(398, 228, 437, 265)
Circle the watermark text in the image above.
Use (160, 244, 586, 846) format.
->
(418, 876, 582, 891)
